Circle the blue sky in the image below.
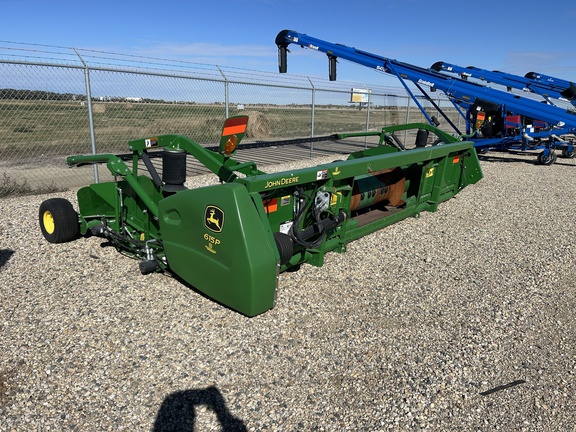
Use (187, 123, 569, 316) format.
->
(1, 0, 575, 86)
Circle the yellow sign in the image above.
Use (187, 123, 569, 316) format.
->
(425, 167, 435, 178)
(330, 192, 341, 207)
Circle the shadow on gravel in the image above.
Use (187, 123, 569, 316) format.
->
(477, 154, 537, 165)
(153, 386, 247, 432)
(0, 249, 15, 270)
(478, 151, 575, 167)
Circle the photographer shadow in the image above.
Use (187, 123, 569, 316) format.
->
(0, 249, 15, 270)
(153, 385, 247, 432)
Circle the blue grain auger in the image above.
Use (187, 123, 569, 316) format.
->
(432, 62, 576, 108)
(276, 29, 576, 164)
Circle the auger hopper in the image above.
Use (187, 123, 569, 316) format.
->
(39, 116, 482, 316)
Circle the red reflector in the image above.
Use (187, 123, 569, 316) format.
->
(264, 198, 278, 213)
(453, 155, 460, 164)
(222, 116, 248, 136)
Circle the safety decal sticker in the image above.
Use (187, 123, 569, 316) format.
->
(264, 198, 278, 213)
(145, 137, 159, 148)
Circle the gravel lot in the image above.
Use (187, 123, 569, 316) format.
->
(1, 150, 575, 431)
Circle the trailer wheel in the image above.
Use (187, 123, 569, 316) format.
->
(39, 198, 80, 243)
(562, 148, 576, 158)
(537, 151, 557, 166)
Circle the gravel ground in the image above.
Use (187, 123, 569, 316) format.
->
(1, 150, 575, 431)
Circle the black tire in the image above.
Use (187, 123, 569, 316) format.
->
(274, 232, 294, 266)
(39, 198, 80, 243)
(537, 151, 556, 166)
(562, 148, 576, 158)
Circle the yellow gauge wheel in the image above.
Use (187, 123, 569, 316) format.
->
(42, 210, 55, 234)
(38, 198, 79, 243)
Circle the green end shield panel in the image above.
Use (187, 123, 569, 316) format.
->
(158, 183, 278, 317)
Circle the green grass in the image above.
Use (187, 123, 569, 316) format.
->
(0, 172, 64, 197)
(0, 100, 461, 162)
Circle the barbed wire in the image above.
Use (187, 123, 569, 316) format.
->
(0, 40, 420, 97)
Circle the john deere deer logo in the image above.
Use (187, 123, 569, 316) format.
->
(204, 206, 224, 233)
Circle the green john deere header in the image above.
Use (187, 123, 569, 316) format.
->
(39, 116, 482, 316)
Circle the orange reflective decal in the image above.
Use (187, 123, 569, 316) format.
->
(222, 116, 248, 136)
(222, 124, 247, 136)
(263, 198, 278, 213)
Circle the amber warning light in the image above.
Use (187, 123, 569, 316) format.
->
(219, 115, 249, 156)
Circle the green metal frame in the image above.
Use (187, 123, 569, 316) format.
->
(64, 122, 482, 316)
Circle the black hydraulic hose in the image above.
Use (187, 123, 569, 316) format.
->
(290, 187, 348, 249)
(299, 211, 348, 241)
(290, 187, 326, 249)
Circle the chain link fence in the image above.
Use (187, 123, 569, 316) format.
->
(0, 42, 461, 194)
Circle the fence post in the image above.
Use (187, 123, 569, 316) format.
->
(308, 77, 315, 159)
(217, 66, 229, 118)
(404, 94, 411, 143)
(73, 48, 99, 183)
(365, 89, 371, 148)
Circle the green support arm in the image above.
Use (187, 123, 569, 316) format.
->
(67, 153, 159, 217)
(128, 134, 264, 182)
